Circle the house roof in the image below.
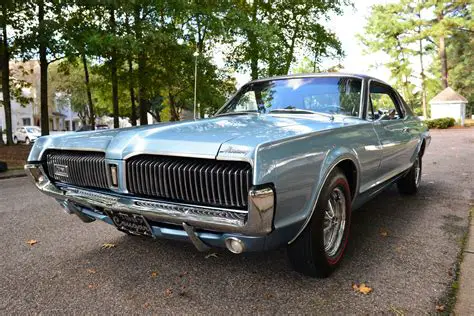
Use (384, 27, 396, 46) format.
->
(430, 87, 468, 104)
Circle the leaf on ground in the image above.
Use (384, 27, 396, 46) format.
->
(151, 271, 158, 278)
(101, 243, 116, 249)
(165, 288, 173, 296)
(389, 305, 405, 316)
(27, 239, 38, 246)
(86, 268, 97, 274)
(88, 283, 97, 289)
(435, 304, 445, 312)
(380, 228, 389, 237)
(143, 302, 151, 308)
(205, 253, 218, 259)
(353, 283, 372, 295)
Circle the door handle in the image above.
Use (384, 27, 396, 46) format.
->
(402, 127, 410, 133)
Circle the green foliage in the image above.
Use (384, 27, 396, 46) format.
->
(360, 0, 473, 118)
(4, 0, 351, 128)
(426, 117, 455, 129)
(226, 0, 346, 79)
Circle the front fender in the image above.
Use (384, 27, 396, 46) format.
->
(253, 128, 361, 247)
(286, 148, 360, 244)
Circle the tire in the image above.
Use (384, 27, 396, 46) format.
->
(287, 167, 352, 278)
(397, 155, 421, 195)
(25, 137, 30, 145)
(13, 137, 18, 144)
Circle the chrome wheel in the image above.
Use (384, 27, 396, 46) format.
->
(323, 187, 346, 257)
(414, 157, 421, 187)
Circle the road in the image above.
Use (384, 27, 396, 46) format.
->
(1, 129, 473, 314)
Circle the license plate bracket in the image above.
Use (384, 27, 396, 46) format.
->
(106, 210, 153, 237)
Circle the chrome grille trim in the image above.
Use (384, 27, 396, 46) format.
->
(126, 155, 252, 209)
(45, 150, 108, 190)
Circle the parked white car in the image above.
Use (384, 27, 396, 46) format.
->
(13, 126, 41, 145)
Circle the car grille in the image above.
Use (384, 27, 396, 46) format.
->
(126, 155, 252, 209)
(45, 150, 109, 189)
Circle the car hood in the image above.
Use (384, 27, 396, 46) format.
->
(28, 114, 361, 162)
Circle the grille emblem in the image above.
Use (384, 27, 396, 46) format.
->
(53, 164, 69, 177)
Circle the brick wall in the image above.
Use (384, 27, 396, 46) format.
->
(0, 145, 32, 169)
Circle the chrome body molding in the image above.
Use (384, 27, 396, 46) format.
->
(25, 163, 274, 236)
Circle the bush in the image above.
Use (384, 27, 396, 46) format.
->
(426, 117, 456, 129)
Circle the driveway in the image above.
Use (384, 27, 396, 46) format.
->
(0, 129, 472, 314)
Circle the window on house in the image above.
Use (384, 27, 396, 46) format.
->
(22, 118, 31, 126)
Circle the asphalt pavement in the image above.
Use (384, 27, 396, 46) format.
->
(0, 129, 473, 314)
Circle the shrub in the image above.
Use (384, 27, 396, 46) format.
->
(426, 117, 456, 129)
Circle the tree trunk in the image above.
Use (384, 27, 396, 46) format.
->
(81, 51, 95, 128)
(125, 15, 137, 126)
(128, 57, 137, 126)
(1, 5, 13, 145)
(38, 0, 49, 136)
(439, 35, 448, 89)
(283, 20, 300, 75)
(109, 8, 119, 128)
(249, 0, 259, 80)
(135, 7, 148, 125)
(169, 93, 179, 121)
(419, 38, 428, 118)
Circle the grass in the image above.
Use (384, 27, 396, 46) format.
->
(440, 208, 473, 315)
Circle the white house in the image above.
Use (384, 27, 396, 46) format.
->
(0, 88, 35, 132)
(430, 87, 468, 126)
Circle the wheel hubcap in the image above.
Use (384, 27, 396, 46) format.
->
(323, 187, 346, 257)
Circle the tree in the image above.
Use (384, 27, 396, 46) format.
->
(359, 2, 420, 109)
(16, 0, 66, 135)
(226, 0, 346, 80)
(360, 0, 473, 117)
(0, 1, 33, 145)
(0, 2, 13, 145)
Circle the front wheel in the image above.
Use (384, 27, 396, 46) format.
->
(397, 155, 421, 195)
(25, 137, 31, 145)
(287, 167, 352, 278)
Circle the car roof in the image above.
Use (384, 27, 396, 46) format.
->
(247, 72, 389, 85)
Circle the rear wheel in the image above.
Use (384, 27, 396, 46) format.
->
(13, 137, 18, 144)
(397, 155, 421, 195)
(287, 167, 352, 278)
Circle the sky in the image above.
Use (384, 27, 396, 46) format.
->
(224, 0, 396, 88)
(320, 0, 393, 81)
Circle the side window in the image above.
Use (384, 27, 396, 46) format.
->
(368, 82, 403, 121)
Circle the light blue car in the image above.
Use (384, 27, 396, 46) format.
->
(25, 73, 430, 277)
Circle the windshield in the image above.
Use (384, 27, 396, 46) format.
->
(26, 127, 41, 133)
(218, 77, 362, 117)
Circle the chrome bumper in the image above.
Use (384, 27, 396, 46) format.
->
(24, 163, 275, 236)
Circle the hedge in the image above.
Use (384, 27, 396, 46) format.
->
(425, 117, 456, 129)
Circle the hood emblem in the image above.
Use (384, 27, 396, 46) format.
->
(219, 145, 249, 156)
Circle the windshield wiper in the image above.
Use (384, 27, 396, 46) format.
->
(215, 111, 259, 117)
(269, 108, 334, 120)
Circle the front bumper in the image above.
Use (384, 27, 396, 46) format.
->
(25, 163, 275, 251)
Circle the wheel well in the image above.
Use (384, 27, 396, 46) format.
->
(419, 139, 426, 157)
(336, 159, 357, 200)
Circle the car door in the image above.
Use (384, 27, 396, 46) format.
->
(17, 128, 25, 141)
(368, 81, 412, 179)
